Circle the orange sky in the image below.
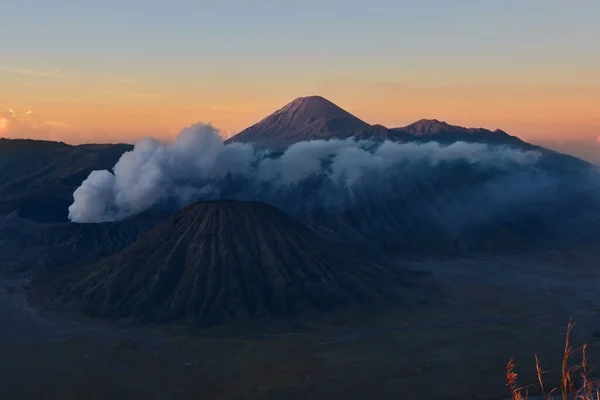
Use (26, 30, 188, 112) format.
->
(2, 2, 599, 146)
(2, 79, 599, 145)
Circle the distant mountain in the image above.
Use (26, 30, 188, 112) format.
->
(0, 138, 133, 222)
(227, 96, 529, 148)
(0, 139, 162, 274)
(298, 164, 600, 254)
(224, 99, 599, 254)
(32, 200, 411, 323)
(227, 96, 404, 148)
(390, 119, 525, 146)
(2, 99, 597, 280)
(227, 95, 593, 174)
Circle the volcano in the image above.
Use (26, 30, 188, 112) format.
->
(227, 96, 532, 149)
(227, 96, 402, 148)
(390, 119, 525, 146)
(35, 200, 408, 323)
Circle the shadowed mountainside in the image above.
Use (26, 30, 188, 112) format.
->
(0, 138, 132, 222)
(0, 209, 162, 273)
(209, 157, 600, 255)
(32, 200, 412, 324)
(302, 169, 600, 254)
(0, 139, 164, 273)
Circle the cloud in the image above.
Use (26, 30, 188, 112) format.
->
(0, 66, 63, 79)
(0, 109, 57, 140)
(68, 123, 541, 223)
(132, 92, 163, 99)
(0, 108, 145, 144)
(534, 139, 600, 166)
(207, 105, 253, 113)
(220, 129, 234, 139)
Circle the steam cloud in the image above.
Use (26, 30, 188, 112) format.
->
(69, 123, 541, 223)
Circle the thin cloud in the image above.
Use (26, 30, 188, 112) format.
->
(535, 139, 600, 166)
(132, 92, 163, 99)
(0, 108, 57, 140)
(0, 108, 138, 144)
(0, 66, 64, 79)
(207, 104, 278, 113)
(207, 104, 252, 113)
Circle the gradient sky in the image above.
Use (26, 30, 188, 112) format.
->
(1, 1, 599, 153)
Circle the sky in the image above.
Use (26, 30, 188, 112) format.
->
(1, 0, 599, 160)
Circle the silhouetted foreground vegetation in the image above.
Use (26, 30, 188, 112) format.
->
(507, 321, 600, 399)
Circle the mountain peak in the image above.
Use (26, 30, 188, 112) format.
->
(227, 96, 373, 148)
(390, 118, 523, 145)
(401, 119, 456, 136)
(277, 95, 361, 121)
(288, 95, 330, 104)
(226, 95, 524, 148)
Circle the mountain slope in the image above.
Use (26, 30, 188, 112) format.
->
(34, 200, 409, 323)
(228, 95, 588, 169)
(0, 139, 163, 273)
(390, 119, 525, 146)
(0, 138, 133, 222)
(227, 96, 401, 148)
(0, 209, 162, 273)
(227, 96, 544, 149)
(298, 164, 600, 254)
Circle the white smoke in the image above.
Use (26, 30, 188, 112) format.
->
(68, 123, 541, 223)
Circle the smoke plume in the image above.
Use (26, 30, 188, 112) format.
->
(69, 123, 541, 223)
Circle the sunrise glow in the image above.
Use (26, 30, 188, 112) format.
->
(1, 1, 599, 153)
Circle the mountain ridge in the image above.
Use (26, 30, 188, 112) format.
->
(227, 95, 526, 148)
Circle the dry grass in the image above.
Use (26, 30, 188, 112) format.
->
(507, 321, 600, 400)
